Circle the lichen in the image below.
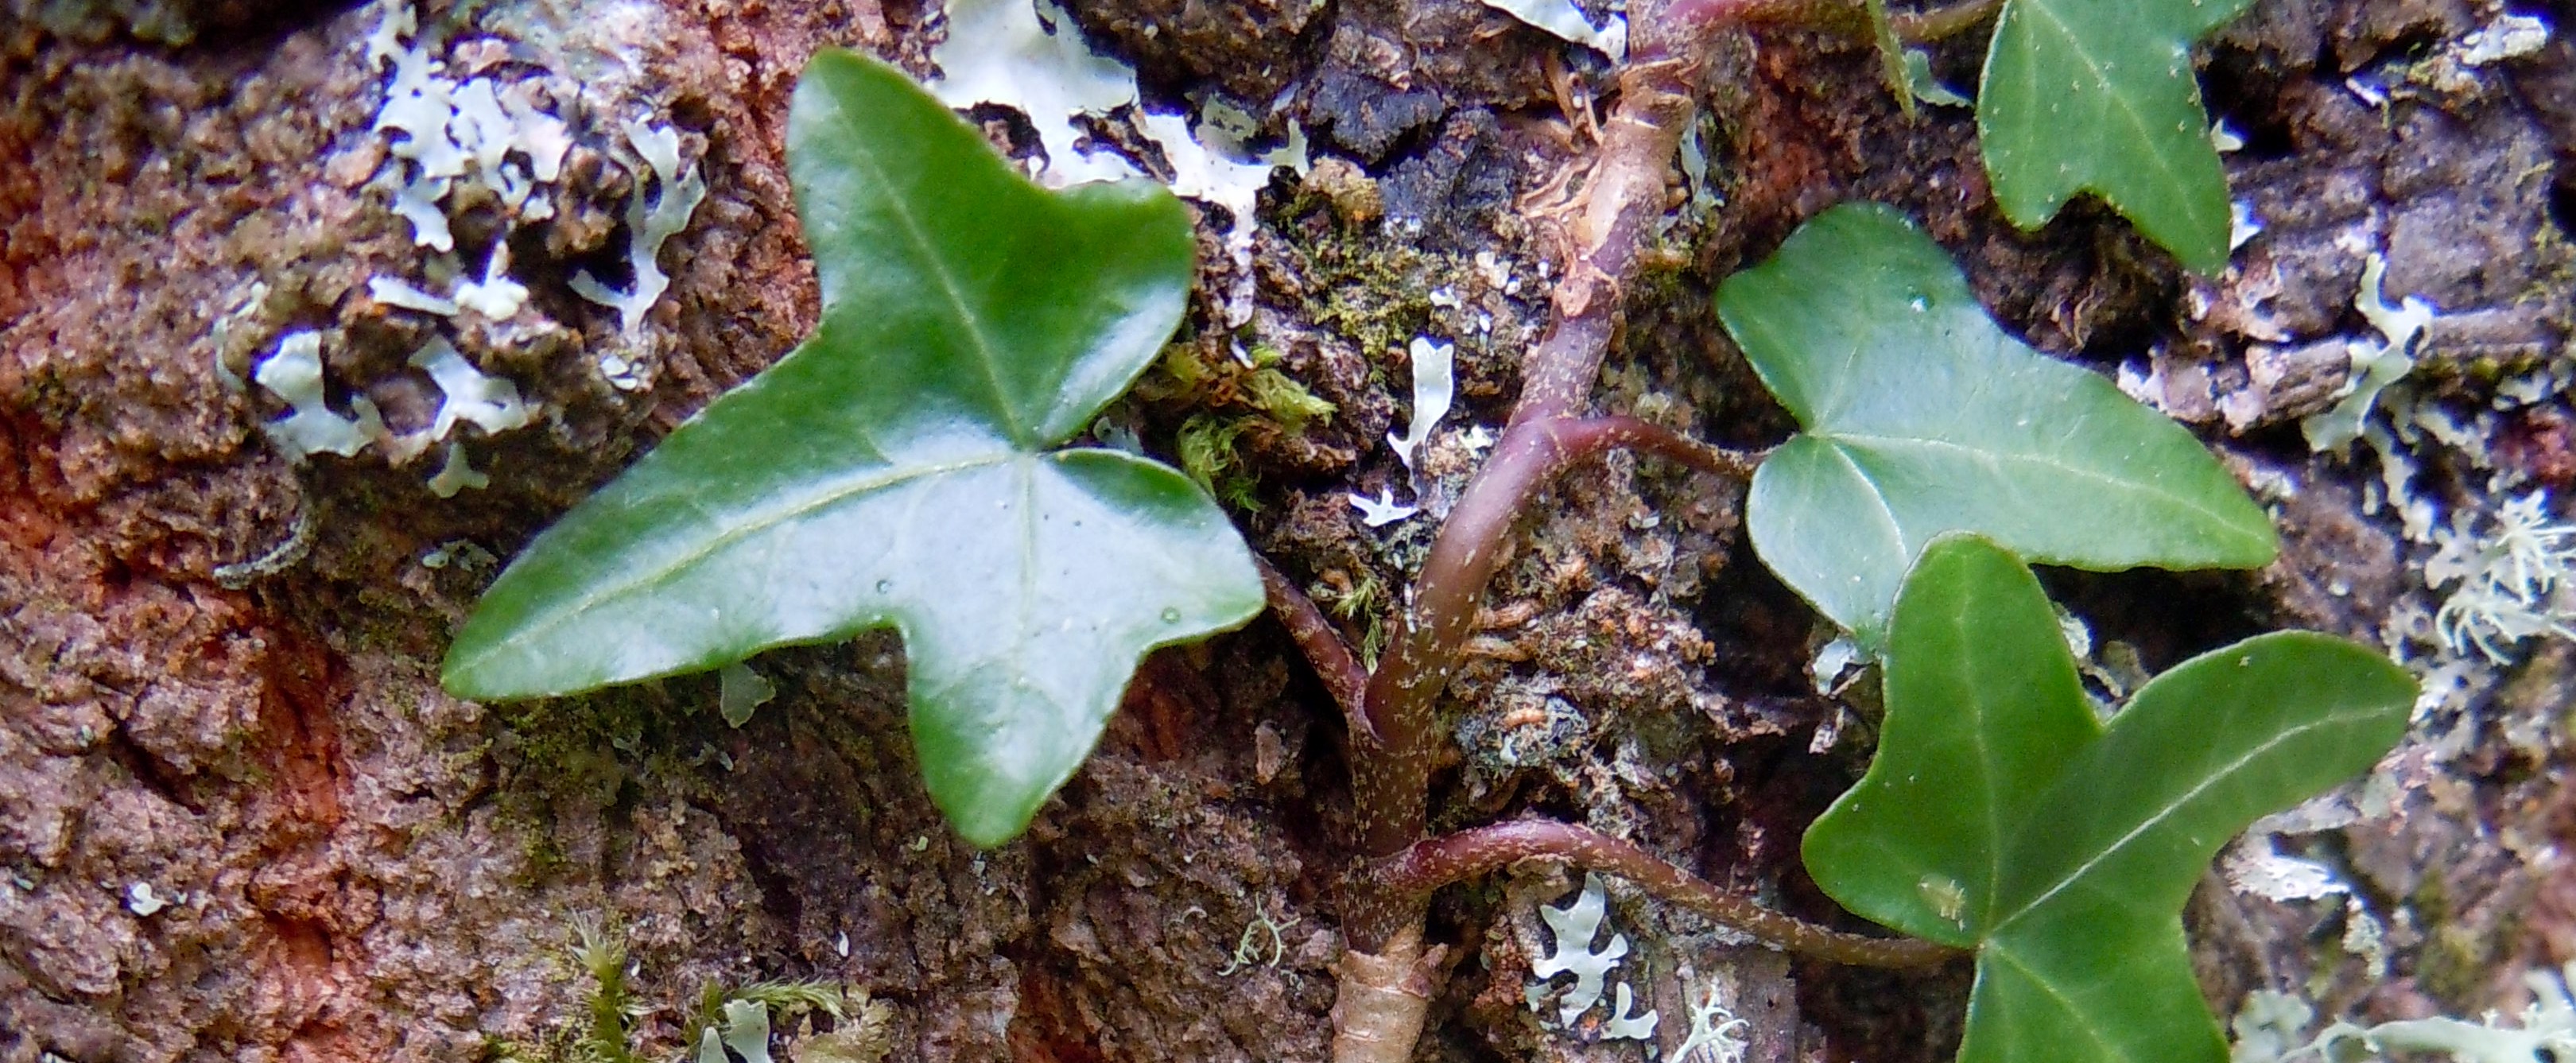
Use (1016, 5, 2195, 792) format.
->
(2427, 492, 2576, 662)
(928, 0, 1308, 323)
(1387, 336, 1455, 474)
(570, 120, 709, 333)
(1670, 974, 1752, 1063)
(254, 331, 389, 461)
(2303, 251, 2438, 452)
(1348, 487, 1418, 528)
(1525, 864, 1648, 1029)
(370, 0, 576, 251)
(1472, 0, 1626, 60)
(2233, 962, 2576, 1063)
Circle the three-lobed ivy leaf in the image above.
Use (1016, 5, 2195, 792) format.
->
(1803, 534, 2416, 1063)
(1715, 203, 2275, 650)
(1977, 0, 2252, 273)
(441, 50, 1263, 847)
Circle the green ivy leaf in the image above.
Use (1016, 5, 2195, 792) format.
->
(441, 50, 1263, 847)
(1804, 534, 2415, 1063)
(1794, 533, 2097, 948)
(1715, 203, 2275, 649)
(1977, 0, 2252, 272)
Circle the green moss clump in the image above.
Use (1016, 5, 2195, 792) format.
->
(1177, 414, 1259, 510)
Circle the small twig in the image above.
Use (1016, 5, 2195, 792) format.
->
(1259, 557, 1373, 742)
(211, 506, 315, 589)
(1368, 820, 1963, 969)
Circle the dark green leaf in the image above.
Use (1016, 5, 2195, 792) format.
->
(1794, 533, 2097, 946)
(1805, 536, 2416, 1063)
(1977, 0, 2252, 272)
(443, 50, 1262, 847)
(1717, 203, 2275, 648)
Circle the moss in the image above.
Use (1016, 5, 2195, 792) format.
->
(1138, 338, 1336, 427)
(28, 0, 207, 45)
(488, 914, 872, 1063)
(1176, 413, 1260, 510)
(1241, 358, 1336, 429)
(1312, 567, 1387, 669)
(1304, 232, 1439, 366)
(1141, 336, 1334, 510)
(2417, 915, 2516, 1007)
(485, 685, 681, 881)
(2514, 209, 2576, 308)
(1266, 182, 1459, 368)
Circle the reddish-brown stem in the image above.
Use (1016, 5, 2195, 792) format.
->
(1340, 3, 1722, 954)
(1334, 0, 1964, 960)
(1259, 557, 1373, 741)
(1589, 415, 1768, 479)
(1348, 418, 1750, 852)
(1370, 820, 1965, 968)
(1352, 45, 1701, 829)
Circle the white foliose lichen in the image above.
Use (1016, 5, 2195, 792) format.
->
(2459, 13, 2550, 66)
(255, 331, 388, 461)
(366, 0, 703, 383)
(2302, 250, 2437, 453)
(369, 0, 574, 252)
(1387, 336, 1457, 475)
(249, 330, 529, 497)
(1601, 983, 1659, 1041)
(697, 998, 774, 1063)
(426, 440, 491, 498)
(122, 882, 170, 918)
(2219, 833, 2349, 903)
(1344, 335, 1457, 528)
(1348, 487, 1419, 528)
(2230, 962, 2576, 1063)
(308, 0, 720, 488)
(570, 119, 709, 333)
(1525, 872, 1658, 1042)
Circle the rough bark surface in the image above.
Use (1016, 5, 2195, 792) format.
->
(2, 0, 2573, 1061)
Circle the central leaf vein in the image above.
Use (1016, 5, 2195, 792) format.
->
(491, 453, 1013, 654)
(2015, 1, 2195, 203)
(1827, 432, 2252, 533)
(827, 103, 1030, 444)
(1992, 707, 2382, 927)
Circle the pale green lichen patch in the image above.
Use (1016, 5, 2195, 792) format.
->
(255, 331, 390, 461)
(569, 120, 708, 334)
(1523, 872, 1658, 1045)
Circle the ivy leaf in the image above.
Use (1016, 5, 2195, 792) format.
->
(1804, 534, 2416, 1063)
(1715, 203, 2275, 649)
(441, 50, 1263, 847)
(1793, 533, 2097, 947)
(1977, 0, 2252, 272)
